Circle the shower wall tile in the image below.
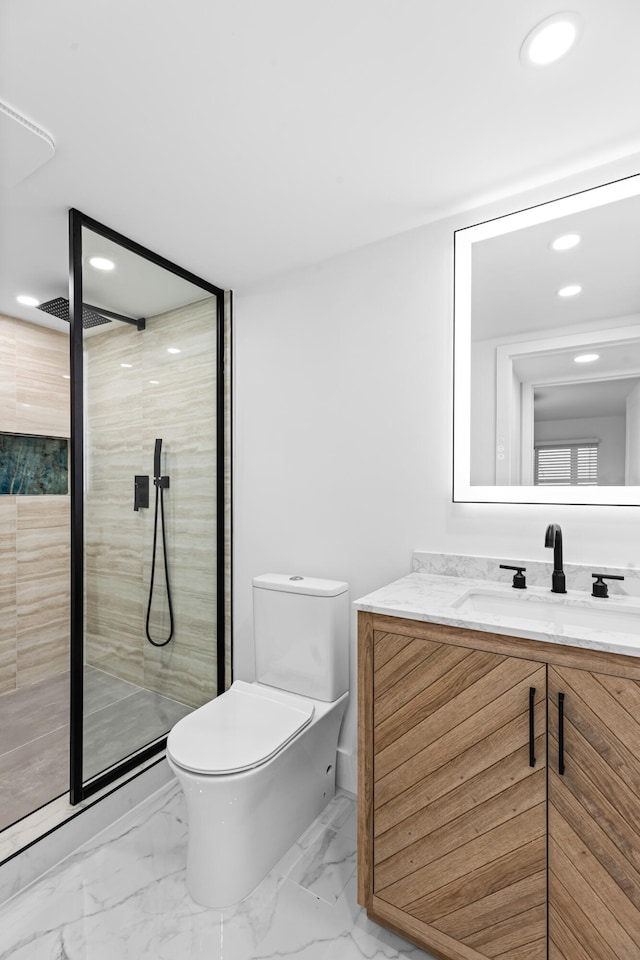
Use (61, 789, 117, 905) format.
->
(1, 315, 70, 693)
(84, 298, 219, 708)
(143, 636, 217, 709)
(16, 497, 70, 686)
(0, 318, 17, 434)
(84, 569, 144, 687)
(0, 502, 17, 695)
(14, 319, 69, 438)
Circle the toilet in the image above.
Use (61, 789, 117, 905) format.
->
(166, 573, 349, 908)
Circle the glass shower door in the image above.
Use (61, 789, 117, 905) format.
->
(69, 211, 226, 801)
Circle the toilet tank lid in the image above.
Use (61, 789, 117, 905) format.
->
(253, 573, 348, 597)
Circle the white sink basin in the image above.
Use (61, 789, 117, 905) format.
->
(453, 589, 640, 635)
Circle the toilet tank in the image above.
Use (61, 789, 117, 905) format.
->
(253, 574, 349, 702)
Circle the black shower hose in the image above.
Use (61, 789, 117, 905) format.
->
(145, 479, 175, 646)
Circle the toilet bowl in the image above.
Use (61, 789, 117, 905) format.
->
(167, 574, 349, 908)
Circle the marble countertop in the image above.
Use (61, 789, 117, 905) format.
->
(354, 572, 640, 658)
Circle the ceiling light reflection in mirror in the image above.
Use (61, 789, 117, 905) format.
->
(454, 172, 640, 505)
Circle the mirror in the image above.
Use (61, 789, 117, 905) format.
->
(454, 172, 640, 505)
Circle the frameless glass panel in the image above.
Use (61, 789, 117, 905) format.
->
(76, 222, 221, 790)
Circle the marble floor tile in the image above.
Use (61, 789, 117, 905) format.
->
(316, 790, 358, 839)
(284, 823, 357, 904)
(0, 784, 435, 960)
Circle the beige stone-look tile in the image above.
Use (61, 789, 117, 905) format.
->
(84, 478, 145, 686)
(85, 628, 144, 688)
(0, 499, 17, 608)
(0, 670, 70, 755)
(0, 640, 17, 696)
(1, 313, 69, 440)
(80, 296, 224, 706)
(0, 724, 69, 832)
(16, 497, 70, 582)
(84, 567, 144, 686)
(15, 383, 69, 440)
(15, 321, 69, 379)
(143, 635, 217, 708)
(13, 497, 70, 687)
(0, 316, 17, 433)
(15, 322, 69, 438)
(16, 625, 69, 687)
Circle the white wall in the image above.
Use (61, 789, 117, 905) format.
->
(626, 382, 640, 484)
(233, 155, 640, 793)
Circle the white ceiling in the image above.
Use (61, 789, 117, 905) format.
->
(534, 377, 640, 421)
(472, 195, 640, 342)
(2, 0, 640, 324)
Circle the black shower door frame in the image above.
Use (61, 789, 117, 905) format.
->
(69, 209, 227, 804)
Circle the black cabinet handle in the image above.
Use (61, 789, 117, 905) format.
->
(529, 687, 536, 767)
(558, 692, 565, 775)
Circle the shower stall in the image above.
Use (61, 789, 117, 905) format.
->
(68, 211, 227, 802)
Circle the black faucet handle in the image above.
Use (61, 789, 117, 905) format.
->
(591, 573, 625, 599)
(500, 564, 527, 589)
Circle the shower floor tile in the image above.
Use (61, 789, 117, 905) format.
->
(83, 689, 191, 781)
(83, 667, 143, 715)
(0, 672, 69, 755)
(0, 786, 433, 960)
(0, 726, 68, 833)
(0, 668, 191, 833)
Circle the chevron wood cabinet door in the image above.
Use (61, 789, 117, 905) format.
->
(359, 613, 547, 960)
(548, 665, 640, 960)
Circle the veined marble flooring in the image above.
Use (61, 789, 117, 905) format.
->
(0, 783, 433, 959)
(0, 667, 191, 832)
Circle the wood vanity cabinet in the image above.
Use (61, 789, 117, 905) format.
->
(358, 611, 640, 960)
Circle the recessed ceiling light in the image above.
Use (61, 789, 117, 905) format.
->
(521, 13, 582, 67)
(574, 353, 599, 363)
(89, 256, 115, 271)
(558, 284, 582, 297)
(148, 380, 160, 385)
(16, 294, 40, 307)
(551, 233, 581, 251)
(167, 347, 181, 354)
(120, 362, 133, 369)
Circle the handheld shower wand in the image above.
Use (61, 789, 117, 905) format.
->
(146, 439, 174, 646)
(154, 438, 162, 483)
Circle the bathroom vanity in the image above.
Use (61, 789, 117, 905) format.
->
(356, 572, 640, 960)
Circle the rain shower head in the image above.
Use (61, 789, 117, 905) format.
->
(38, 297, 111, 329)
(37, 297, 146, 331)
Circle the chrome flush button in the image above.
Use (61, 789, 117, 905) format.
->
(289, 576, 304, 581)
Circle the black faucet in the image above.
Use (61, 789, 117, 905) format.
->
(545, 523, 567, 594)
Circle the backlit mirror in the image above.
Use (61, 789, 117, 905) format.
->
(453, 172, 640, 505)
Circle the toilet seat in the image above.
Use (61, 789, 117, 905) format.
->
(166, 680, 314, 775)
